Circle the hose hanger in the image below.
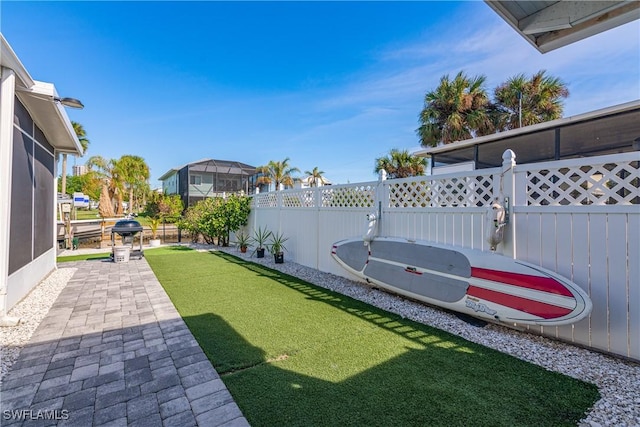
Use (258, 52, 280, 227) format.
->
(486, 198, 507, 251)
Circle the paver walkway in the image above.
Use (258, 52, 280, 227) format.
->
(0, 257, 249, 427)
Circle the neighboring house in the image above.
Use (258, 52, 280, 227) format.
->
(295, 175, 332, 189)
(251, 171, 270, 194)
(159, 158, 257, 207)
(0, 34, 82, 324)
(414, 101, 640, 174)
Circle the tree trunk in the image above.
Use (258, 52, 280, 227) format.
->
(116, 191, 124, 216)
(98, 183, 115, 218)
(61, 153, 68, 195)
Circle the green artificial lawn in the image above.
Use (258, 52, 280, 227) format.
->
(57, 253, 111, 262)
(145, 247, 599, 427)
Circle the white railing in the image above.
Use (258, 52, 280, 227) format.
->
(247, 150, 640, 361)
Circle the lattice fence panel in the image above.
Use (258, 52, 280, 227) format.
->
(526, 161, 640, 206)
(321, 185, 376, 208)
(282, 190, 316, 208)
(386, 174, 495, 208)
(254, 192, 278, 208)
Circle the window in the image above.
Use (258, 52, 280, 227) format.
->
(190, 175, 201, 185)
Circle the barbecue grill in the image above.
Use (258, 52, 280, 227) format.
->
(110, 219, 144, 261)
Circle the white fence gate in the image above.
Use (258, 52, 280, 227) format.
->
(248, 150, 640, 361)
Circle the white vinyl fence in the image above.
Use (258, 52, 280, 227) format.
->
(247, 150, 640, 361)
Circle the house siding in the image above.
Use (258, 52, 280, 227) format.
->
(162, 171, 178, 195)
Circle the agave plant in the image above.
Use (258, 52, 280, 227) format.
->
(268, 232, 288, 255)
(268, 231, 288, 264)
(252, 227, 271, 249)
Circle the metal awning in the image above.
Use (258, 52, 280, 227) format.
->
(1, 34, 82, 155)
(485, 1, 640, 53)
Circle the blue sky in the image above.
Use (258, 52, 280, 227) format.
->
(2, 1, 639, 187)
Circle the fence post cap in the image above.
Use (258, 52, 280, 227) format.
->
(502, 149, 516, 161)
(502, 149, 517, 168)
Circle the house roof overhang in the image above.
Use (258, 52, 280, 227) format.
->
(484, 1, 640, 53)
(1, 33, 82, 155)
(158, 169, 179, 182)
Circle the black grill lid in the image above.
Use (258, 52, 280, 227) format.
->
(112, 219, 143, 234)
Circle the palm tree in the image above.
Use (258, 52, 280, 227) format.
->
(417, 71, 494, 147)
(304, 166, 328, 187)
(61, 121, 90, 195)
(374, 149, 427, 179)
(256, 158, 300, 191)
(493, 70, 569, 130)
(118, 155, 150, 213)
(86, 155, 127, 217)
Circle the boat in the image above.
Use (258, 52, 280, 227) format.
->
(331, 237, 592, 326)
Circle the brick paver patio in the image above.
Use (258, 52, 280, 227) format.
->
(0, 257, 248, 427)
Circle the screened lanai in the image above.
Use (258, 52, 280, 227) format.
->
(160, 158, 258, 207)
(416, 101, 640, 170)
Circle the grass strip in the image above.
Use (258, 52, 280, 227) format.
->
(145, 247, 599, 427)
(57, 253, 111, 262)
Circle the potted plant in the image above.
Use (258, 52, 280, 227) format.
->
(235, 231, 252, 253)
(252, 226, 272, 258)
(149, 217, 161, 247)
(268, 231, 288, 264)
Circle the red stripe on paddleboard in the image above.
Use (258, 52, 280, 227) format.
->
(471, 267, 573, 297)
(467, 286, 573, 319)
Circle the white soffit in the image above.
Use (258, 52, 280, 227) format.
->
(485, 1, 640, 53)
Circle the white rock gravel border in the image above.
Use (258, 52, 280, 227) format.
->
(214, 245, 640, 427)
(0, 267, 76, 381)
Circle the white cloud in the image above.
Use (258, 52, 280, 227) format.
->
(310, 7, 639, 126)
(270, 7, 639, 184)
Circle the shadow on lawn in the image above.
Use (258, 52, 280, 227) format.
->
(185, 309, 598, 427)
(192, 252, 599, 427)
(211, 251, 476, 353)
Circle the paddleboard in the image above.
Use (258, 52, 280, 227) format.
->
(331, 237, 592, 326)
